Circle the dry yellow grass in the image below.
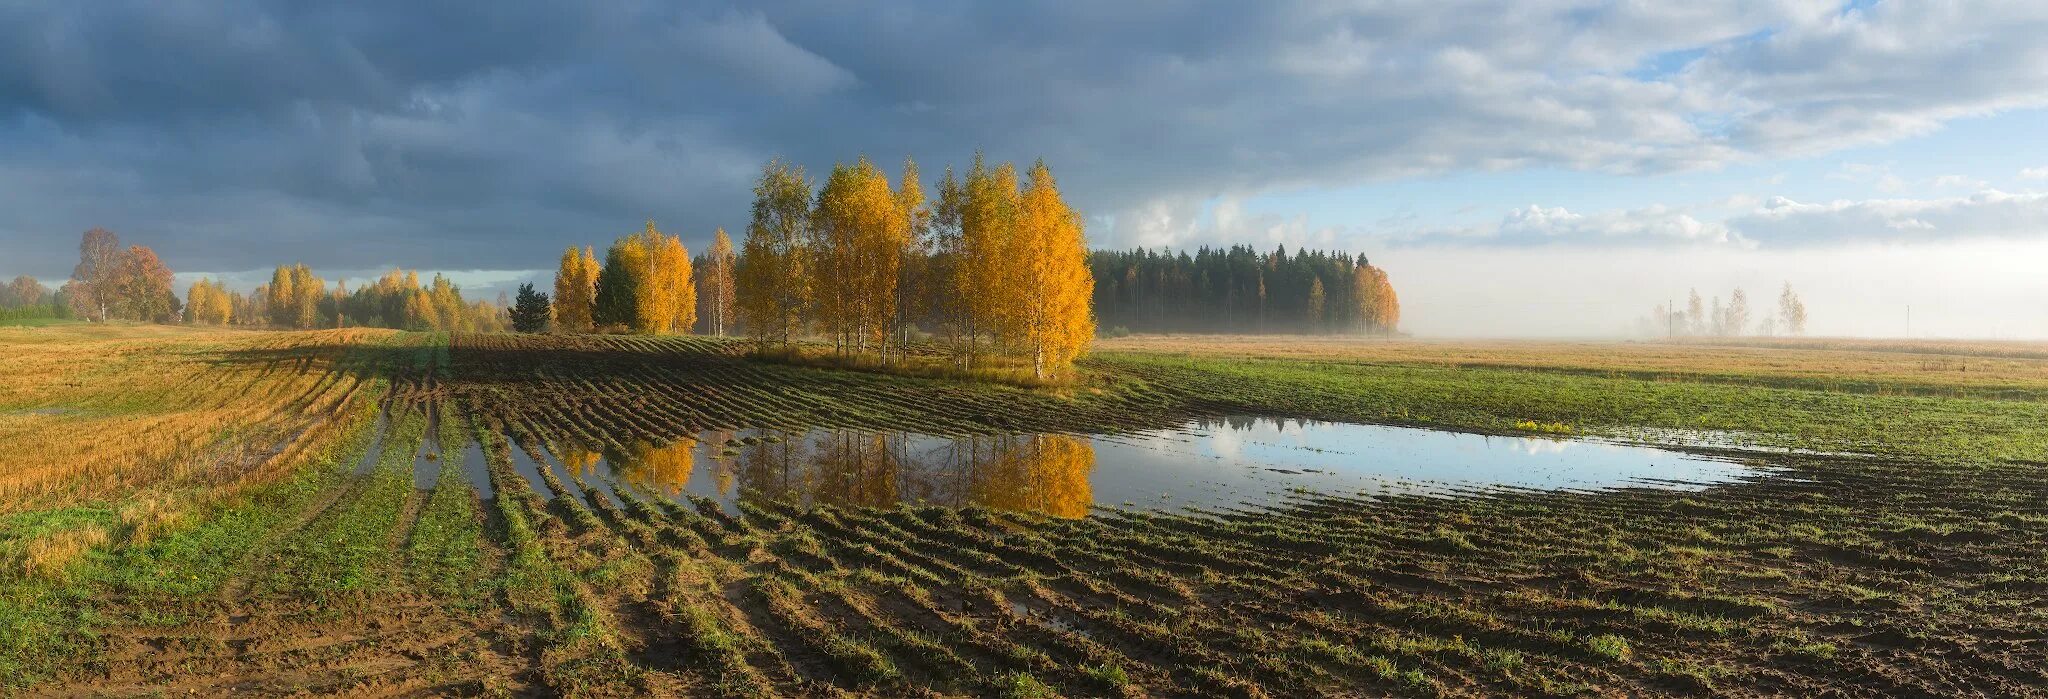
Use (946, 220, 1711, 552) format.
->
(1094, 334, 2048, 396)
(0, 323, 395, 514)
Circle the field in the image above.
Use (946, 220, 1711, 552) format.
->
(4, 326, 2048, 697)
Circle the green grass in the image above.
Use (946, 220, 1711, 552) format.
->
(1094, 352, 2048, 464)
(404, 407, 487, 605)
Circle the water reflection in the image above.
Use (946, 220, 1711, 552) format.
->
(610, 438, 697, 497)
(553, 430, 1097, 518)
(509, 417, 1762, 518)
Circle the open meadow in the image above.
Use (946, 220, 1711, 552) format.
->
(4, 325, 2048, 697)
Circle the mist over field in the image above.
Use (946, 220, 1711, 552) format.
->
(1384, 240, 2048, 339)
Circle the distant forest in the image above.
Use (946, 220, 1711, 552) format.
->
(1091, 245, 1399, 335)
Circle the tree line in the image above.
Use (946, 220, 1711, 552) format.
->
(537, 154, 1094, 378)
(7, 228, 510, 331)
(1090, 245, 1400, 335)
(1640, 283, 1808, 337)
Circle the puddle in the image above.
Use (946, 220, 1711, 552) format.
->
(468, 417, 1764, 518)
(2, 407, 81, 417)
(456, 441, 494, 497)
(413, 437, 442, 490)
(504, 439, 555, 498)
(354, 409, 391, 475)
(1601, 427, 1867, 457)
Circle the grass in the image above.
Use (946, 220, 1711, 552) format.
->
(4, 327, 2048, 696)
(1094, 348, 2048, 464)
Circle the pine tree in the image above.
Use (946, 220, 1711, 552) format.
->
(594, 234, 648, 330)
(510, 282, 551, 332)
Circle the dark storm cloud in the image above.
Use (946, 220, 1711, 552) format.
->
(2, 1, 2046, 281)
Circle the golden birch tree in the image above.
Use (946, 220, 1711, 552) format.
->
(736, 159, 813, 346)
(702, 228, 736, 336)
(554, 246, 599, 332)
(1014, 160, 1094, 378)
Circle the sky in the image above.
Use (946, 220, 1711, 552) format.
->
(2, 1, 2046, 337)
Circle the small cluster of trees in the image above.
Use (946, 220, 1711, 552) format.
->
(1642, 283, 1808, 337)
(1091, 246, 1400, 335)
(65, 228, 178, 323)
(734, 154, 1093, 377)
(181, 265, 506, 332)
(533, 155, 1095, 378)
(0, 275, 69, 321)
(548, 222, 700, 335)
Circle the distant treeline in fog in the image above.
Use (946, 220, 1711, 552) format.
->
(1639, 284, 1807, 338)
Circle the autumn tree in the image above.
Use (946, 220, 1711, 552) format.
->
(1, 276, 45, 308)
(737, 159, 814, 346)
(1307, 276, 1326, 331)
(1726, 287, 1751, 336)
(185, 278, 233, 325)
(1352, 264, 1399, 335)
(1779, 282, 1808, 336)
(1012, 160, 1094, 378)
(927, 165, 971, 359)
(636, 222, 696, 334)
(956, 154, 1021, 362)
(106, 245, 175, 322)
(510, 282, 551, 333)
(71, 228, 123, 322)
(1685, 289, 1706, 336)
(810, 157, 906, 355)
(266, 264, 326, 328)
(554, 246, 600, 332)
(892, 157, 931, 349)
(700, 229, 736, 336)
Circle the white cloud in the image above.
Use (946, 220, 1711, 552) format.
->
(1732, 190, 2048, 245)
(2021, 167, 2048, 180)
(1495, 204, 1738, 245)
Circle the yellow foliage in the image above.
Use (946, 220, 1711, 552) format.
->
(616, 438, 696, 497)
(737, 159, 814, 345)
(811, 156, 906, 353)
(554, 246, 600, 332)
(1014, 161, 1094, 378)
(632, 221, 696, 335)
(702, 229, 736, 336)
(184, 278, 233, 325)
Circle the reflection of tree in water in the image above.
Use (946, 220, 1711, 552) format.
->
(813, 431, 902, 508)
(701, 429, 739, 498)
(610, 438, 696, 497)
(556, 443, 603, 481)
(736, 429, 812, 504)
(730, 430, 1094, 518)
(968, 435, 1094, 518)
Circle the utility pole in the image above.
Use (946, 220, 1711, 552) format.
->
(1906, 304, 1912, 337)
(1668, 298, 1675, 339)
